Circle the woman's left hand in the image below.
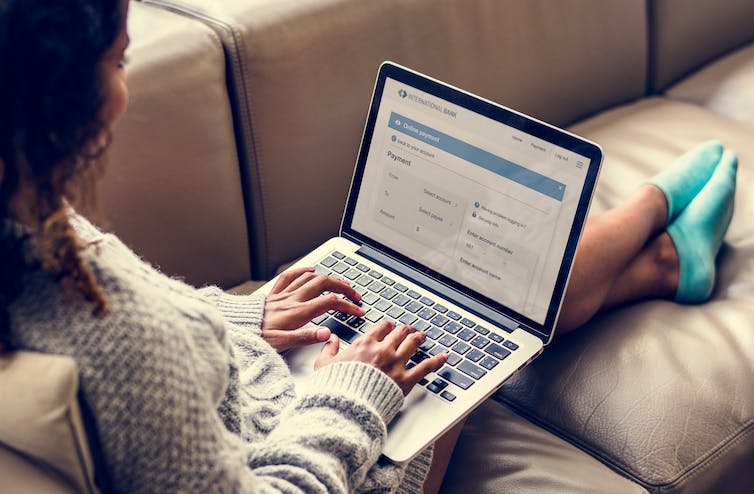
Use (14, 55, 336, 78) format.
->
(262, 267, 365, 352)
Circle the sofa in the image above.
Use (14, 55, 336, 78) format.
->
(1, 0, 753, 492)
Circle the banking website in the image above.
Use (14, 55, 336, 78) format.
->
(351, 77, 590, 324)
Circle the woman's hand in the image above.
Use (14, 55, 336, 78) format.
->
(262, 267, 365, 352)
(314, 320, 448, 396)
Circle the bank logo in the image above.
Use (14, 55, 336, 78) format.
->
(398, 88, 408, 98)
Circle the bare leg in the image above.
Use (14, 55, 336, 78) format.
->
(422, 418, 466, 494)
(556, 185, 678, 333)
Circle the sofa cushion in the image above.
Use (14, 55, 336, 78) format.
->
(649, 0, 754, 91)
(142, 0, 648, 279)
(0, 352, 97, 494)
(666, 42, 754, 127)
(497, 98, 754, 493)
(103, 1, 251, 288)
(442, 399, 647, 494)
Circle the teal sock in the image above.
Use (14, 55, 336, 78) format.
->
(668, 149, 737, 303)
(645, 140, 723, 224)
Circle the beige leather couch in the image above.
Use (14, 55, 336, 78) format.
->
(2, 0, 753, 492)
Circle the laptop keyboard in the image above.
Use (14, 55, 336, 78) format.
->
(312, 251, 519, 402)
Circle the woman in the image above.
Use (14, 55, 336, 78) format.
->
(0, 1, 737, 493)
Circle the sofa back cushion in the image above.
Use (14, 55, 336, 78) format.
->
(142, 0, 648, 278)
(650, 0, 754, 91)
(0, 351, 98, 494)
(104, 2, 251, 288)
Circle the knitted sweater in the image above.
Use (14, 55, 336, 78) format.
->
(8, 214, 431, 493)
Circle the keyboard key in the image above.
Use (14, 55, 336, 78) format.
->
(417, 307, 437, 320)
(420, 296, 435, 306)
(387, 306, 405, 319)
(314, 265, 331, 276)
(381, 276, 395, 286)
(405, 301, 423, 313)
(457, 329, 476, 341)
(407, 289, 421, 299)
(440, 390, 456, 402)
(321, 317, 360, 343)
(485, 343, 511, 360)
(475, 325, 490, 335)
(446, 352, 462, 366)
(447, 310, 462, 321)
(419, 340, 435, 352)
(344, 268, 361, 280)
(365, 310, 383, 323)
(458, 360, 487, 380)
(418, 377, 428, 386)
(321, 256, 337, 268)
(427, 382, 444, 393)
(393, 282, 408, 292)
(356, 274, 372, 286)
(334, 311, 350, 321)
(399, 313, 417, 325)
(406, 361, 416, 370)
(374, 299, 391, 312)
(445, 321, 463, 334)
(392, 294, 411, 307)
(433, 303, 448, 314)
(470, 335, 490, 349)
(439, 334, 458, 347)
(361, 292, 379, 305)
(369, 269, 382, 279)
(466, 349, 484, 362)
(410, 351, 430, 363)
(479, 356, 499, 370)
(460, 317, 476, 328)
(311, 314, 328, 325)
(489, 332, 504, 343)
(425, 326, 443, 340)
(431, 378, 448, 390)
(332, 251, 345, 259)
(430, 314, 449, 327)
(356, 263, 370, 272)
(347, 317, 366, 330)
(414, 320, 431, 332)
(380, 287, 397, 300)
(332, 262, 349, 274)
(452, 342, 471, 354)
(368, 281, 386, 294)
(344, 257, 358, 266)
(437, 366, 474, 390)
(429, 345, 449, 356)
(503, 340, 519, 351)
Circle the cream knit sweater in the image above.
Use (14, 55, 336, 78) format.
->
(9, 214, 431, 493)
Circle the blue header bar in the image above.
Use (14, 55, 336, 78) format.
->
(388, 112, 565, 201)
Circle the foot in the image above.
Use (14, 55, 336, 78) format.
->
(645, 140, 723, 224)
(667, 149, 737, 303)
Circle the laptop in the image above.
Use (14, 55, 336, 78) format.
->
(256, 62, 602, 464)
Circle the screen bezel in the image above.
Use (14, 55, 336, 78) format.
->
(341, 62, 602, 342)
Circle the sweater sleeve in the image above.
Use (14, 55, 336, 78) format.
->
(197, 285, 266, 334)
(83, 309, 404, 493)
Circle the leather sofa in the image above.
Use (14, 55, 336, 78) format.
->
(1, 0, 752, 492)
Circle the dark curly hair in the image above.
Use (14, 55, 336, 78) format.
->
(0, 0, 125, 351)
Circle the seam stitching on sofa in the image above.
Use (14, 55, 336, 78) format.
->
(499, 396, 754, 491)
(66, 407, 98, 494)
(141, 0, 270, 279)
(656, 421, 754, 493)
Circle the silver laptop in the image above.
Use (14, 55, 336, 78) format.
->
(257, 62, 602, 464)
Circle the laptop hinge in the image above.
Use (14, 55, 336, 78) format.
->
(356, 244, 520, 333)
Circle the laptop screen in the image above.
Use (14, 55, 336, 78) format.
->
(343, 63, 601, 339)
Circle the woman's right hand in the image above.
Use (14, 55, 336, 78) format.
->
(314, 320, 448, 396)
